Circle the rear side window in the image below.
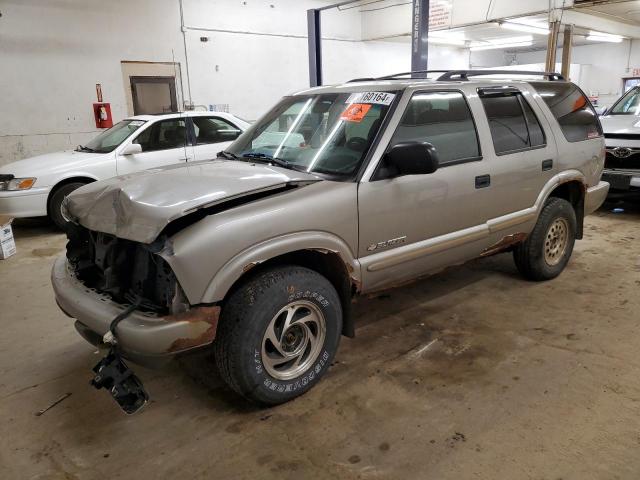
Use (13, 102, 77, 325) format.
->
(530, 81, 602, 142)
(479, 90, 546, 155)
(390, 91, 480, 165)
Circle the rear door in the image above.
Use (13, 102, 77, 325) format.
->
(190, 115, 243, 161)
(117, 117, 193, 175)
(476, 85, 558, 216)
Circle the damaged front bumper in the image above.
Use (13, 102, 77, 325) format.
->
(52, 255, 220, 366)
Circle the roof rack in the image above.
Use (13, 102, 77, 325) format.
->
(436, 70, 565, 81)
(347, 69, 565, 83)
(376, 70, 450, 80)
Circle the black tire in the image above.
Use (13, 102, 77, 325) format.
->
(513, 197, 577, 281)
(214, 265, 342, 405)
(48, 182, 86, 231)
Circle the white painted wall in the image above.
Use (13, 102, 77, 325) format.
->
(0, 0, 184, 166)
(0, 0, 469, 167)
(470, 40, 640, 107)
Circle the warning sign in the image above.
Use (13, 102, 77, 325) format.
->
(429, 0, 452, 29)
(341, 104, 372, 123)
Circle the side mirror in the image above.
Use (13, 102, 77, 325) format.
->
(383, 142, 439, 177)
(120, 143, 142, 155)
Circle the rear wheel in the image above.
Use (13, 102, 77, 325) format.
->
(214, 265, 342, 405)
(513, 197, 577, 281)
(48, 182, 86, 231)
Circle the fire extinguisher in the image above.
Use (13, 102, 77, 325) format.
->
(99, 105, 108, 121)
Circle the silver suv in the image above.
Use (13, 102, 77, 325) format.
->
(52, 70, 609, 410)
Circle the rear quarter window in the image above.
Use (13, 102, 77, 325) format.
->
(530, 81, 602, 142)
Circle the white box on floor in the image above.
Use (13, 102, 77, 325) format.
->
(0, 216, 16, 260)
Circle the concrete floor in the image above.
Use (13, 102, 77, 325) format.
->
(1, 204, 640, 480)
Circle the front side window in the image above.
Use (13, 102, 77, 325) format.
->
(193, 117, 242, 144)
(226, 91, 396, 178)
(133, 118, 187, 152)
(530, 81, 602, 142)
(389, 91, 480, 165)
(80, 120, 145, 153)
(609, 87, 640, 115)
(480, 91, 546, 155)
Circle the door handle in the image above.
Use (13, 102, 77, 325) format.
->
(542, 159, 553, 171)
(475, 174, 491, 189)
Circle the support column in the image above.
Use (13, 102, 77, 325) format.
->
(545, 20, 561, 73)
(411, 0, 430, 77)
(561, 24, 573, 80)
(307, 9, 322, 87)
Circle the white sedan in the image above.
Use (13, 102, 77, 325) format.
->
(0, 111, 249, 229)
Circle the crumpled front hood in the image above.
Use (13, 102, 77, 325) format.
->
(65, 160, 320, 243)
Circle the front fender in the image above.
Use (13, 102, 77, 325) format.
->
(200, 231, 360, 304)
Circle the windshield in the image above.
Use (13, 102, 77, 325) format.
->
(80, 120, 146, 153)
(609, 88, 640, 115)
(226, 91, 397, 177)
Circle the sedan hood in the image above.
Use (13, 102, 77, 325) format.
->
(65, 160, 320, 243)
(600, 114, 640, 134)
(0, 150, 105, 181)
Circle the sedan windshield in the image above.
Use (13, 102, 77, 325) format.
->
(226, 91, 397, 177)
(609, 88, 640, 115)
(80, 120, 146, 153)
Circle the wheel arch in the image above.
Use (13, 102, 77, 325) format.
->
(537, 171, 586, 240)
(198, 234, 361, 338)
(546, 180, 586, 239)
(46, 175, 98, 213)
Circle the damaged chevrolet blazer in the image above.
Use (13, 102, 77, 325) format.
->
(52, 70, 609, 410)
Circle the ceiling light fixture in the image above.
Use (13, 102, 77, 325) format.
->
(470, 41, 533, 51)
(428, 36, 466, 46)
(469, 35, 533, 51)
(586, 30, 624, 43)
(500, 21, 549, 35)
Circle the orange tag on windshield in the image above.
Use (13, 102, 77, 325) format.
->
(341, 103, 371, 122)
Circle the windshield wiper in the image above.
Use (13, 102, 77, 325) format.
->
(76, 145, 95, 153)
(241, 153, 295, 170)
(217, 150, 239, 160)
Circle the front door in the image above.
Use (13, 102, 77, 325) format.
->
(358, 89, 507, 292)
(190, 116, 243, 161)
(117, 117, 193, 175)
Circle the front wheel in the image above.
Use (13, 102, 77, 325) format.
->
(48, 182, 87, 231)
(513, 197, 577, 281)
(214, 266, 342, 405)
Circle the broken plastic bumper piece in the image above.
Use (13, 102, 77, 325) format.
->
(91, 349, 149, 414)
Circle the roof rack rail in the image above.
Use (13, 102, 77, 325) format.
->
(436, 70, 565, 81)
(376, 70, 450, 80)
(346, 69, 565, 84)
(347, 77, 377, 83)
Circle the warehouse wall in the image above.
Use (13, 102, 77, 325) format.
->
(0, 0, 467, 167)
(471, 40, 640, 107)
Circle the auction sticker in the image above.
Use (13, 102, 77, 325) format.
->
(346, 91, 395, 106)
(340, 103, 372, 122)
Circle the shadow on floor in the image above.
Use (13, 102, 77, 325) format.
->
(12, 217, 61, 238)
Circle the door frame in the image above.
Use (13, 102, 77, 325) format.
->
(130, 76, 178, 115)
